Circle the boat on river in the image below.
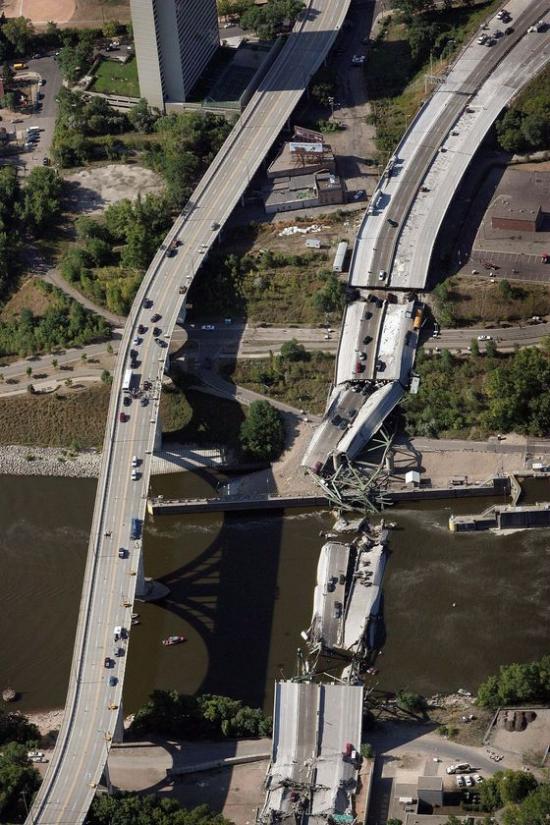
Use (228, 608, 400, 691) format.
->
(162, 635, 186, 646)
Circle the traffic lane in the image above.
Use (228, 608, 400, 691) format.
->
(368, 2, 549, 287)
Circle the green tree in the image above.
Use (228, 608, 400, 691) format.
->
(485, 339, 497, 358)
(128, 98, 158, 133)
(102, 20, 120, 38)
(89, 795, 233, 825)
(313, 273, 344, 314)
(396, 691, 427, 715)
(18, 167, 63, 235)
(499, 279, 512, 299)
(101, 369, 112, 384)
(2, 16, 34, 54)
(502, 782, 550, 825)
(240, 400, 285, 461)
(0, 742, 40, 822)
(280, 338, 308, 362)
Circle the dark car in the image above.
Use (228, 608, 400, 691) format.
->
(104, 657, 113, 668)
(119, 412, 128, 423)
(143, 298, 153, 309)
(153, 327, 162, 337)
(141, 397, 149, 407)
(504, 26, 514, 34)
(109, 676, 118, 687)
(143, 380, 152, 390)
(387, 218, 399, 227)
(123, 396, 131, 407)
(151, 313, 161, 323)
(138, 324, 146, 335)
(115, 647, 124, 657)
(118, 547, 127, 559)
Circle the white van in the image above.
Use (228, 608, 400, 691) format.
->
(114, 625, 122, 641)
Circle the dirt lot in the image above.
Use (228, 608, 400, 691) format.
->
(63, 163, 165, 215)
(0, 0, 130, 27)
(485, 707, 550, 770)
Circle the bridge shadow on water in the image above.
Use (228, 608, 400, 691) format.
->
(155, 502, 283, 709)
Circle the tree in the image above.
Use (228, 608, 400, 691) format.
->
(128, 98, 158, 133)
(240, 400, 285, 461)
(485, 339, 497, 358)
(0, 742, 40, 822)
(499, 279, 512, 299)
(102, 19, 120, 38)
(280, 338, 308, 362)
(470, 337, 479, 357)
(101, 369, 112, 384)
(396, 691, 427, 715)
(480, 770, 538, 811)
(2, 17, 34, 54)
(89, 795, 233, 825)
(18, 167, 63, 234)
(313, 273, 344, 314)
(502, 782, 550, 825)
(26, 366, 32, 377)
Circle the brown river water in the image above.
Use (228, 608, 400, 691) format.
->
(1, 473, 549, 714)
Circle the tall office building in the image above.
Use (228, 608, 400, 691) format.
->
(130, 0, 219, 110)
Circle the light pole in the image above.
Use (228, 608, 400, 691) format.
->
(328, 95, 335, 120)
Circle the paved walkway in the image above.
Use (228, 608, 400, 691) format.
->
(34, 264, 126, 328)
(193, 369, 322, 422)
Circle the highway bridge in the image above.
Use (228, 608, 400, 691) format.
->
(303, 0, 550, 476)
(26, 2, 353, 823)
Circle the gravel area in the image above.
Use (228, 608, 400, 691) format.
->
(0, 445, 101, 477)
(63, 164, 164, 216)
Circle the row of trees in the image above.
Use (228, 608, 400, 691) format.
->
(90, 796, 231, 825)
(0, 165, 63, 301)
(217, 0, 304, 38)
(131, 689, 272, 740)
(0, 294, 110, 358)
(496, 66, 549, 154)
(403, 345, 550, 438)
(477, 655, 550, 709)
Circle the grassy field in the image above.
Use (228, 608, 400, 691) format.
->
(162, 376, 246, 452)
(431, 275, 550, 326)
(188, 214, 360, 326)
(226, 351, 335, 415)
(0, 378, 245, 450)
(0, 279, 54, 322)
(92, 57, 139, 98)
(0, 385, 111, 449)
(366, 0, 503, 158)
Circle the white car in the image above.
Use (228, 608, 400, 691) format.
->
(378, 270, 387, 281)
(201, 324, 215, 330)
(131, 468, 139, 481)
(477, 334, 492, 341)
(474, 774, 484, 783)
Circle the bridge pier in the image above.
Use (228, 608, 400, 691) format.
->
(134, 545, 170, 602)
(113, 703, 125, 744)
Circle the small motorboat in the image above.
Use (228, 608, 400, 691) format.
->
(131, 618, 141, 626)
(162, 635, 186, 647)
(131, 613, 139, 620)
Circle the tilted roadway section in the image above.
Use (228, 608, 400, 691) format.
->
(27, 2, 352, 823)
(303, 0, 550, 472)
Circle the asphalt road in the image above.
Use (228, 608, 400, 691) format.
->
(15, 55, 61, 173)
(27, 3, 353, 823)
(367, 0, 550, 289)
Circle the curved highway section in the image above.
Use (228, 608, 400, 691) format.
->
(303, 0, 550, 473)
(27, 2, 352, 823)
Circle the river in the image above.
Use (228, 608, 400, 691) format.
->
(1, 473, 549, 714)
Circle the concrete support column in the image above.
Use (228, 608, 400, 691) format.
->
(134, 546, 146, 599)
(153, 409, 163, 453)
(113, 703, 125, 745)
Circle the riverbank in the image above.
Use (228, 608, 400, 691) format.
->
(0, 445, 101, 477)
